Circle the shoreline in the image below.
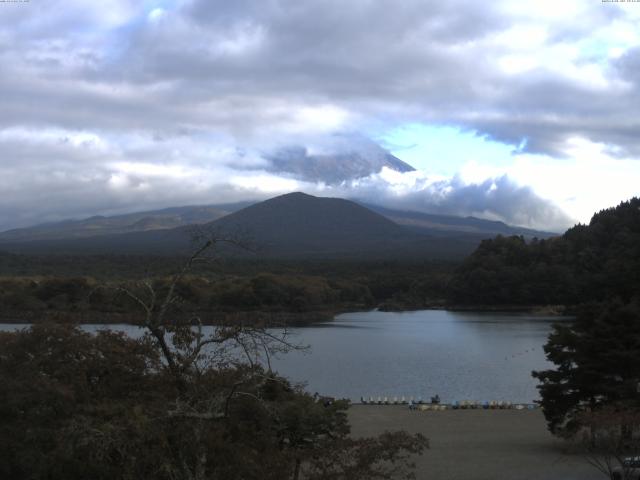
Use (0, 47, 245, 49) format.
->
(0, 303, 570, 325)
(379, 303, 568, 316)
(0, 309, 341, 326)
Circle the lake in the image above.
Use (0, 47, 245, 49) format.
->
(0, 309, 563, 403)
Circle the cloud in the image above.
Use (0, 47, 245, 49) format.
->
(0, 124, 571, 232)
(1, 0, 639, 231)
(0, 122, 570, 229)
(336, 169, 573, 232)
(4, 0, 639, 149)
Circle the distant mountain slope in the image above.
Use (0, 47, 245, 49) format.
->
(0, 202, 252, 242)
(362, 204, 557, 238)
(210, 192, 417, 256)
(0, 193, 481, 259)
(0, 196, 556, 250)
(266, 136, 414, 184)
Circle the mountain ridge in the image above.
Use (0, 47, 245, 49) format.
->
(360, 203, 557, 238)
(0, 202, 252, 242)
(264, 135, 415, 184)
(0, 193, 490, 259)
(0, 196, 554, 244)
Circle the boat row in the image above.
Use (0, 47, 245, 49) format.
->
(359, 397, 538, 410)
(360, 396, 430, 405)
(412, 402, 538, 411)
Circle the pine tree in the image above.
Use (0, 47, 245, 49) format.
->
(533, 299, 640, 435)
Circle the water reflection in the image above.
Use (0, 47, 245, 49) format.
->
(270, 310, 565, 403)
(0, 310, 567, 403)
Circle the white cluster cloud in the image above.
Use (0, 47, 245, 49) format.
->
(328, 169, 572, 232)
(0, 0, 639, 232)
(472, 137, 640, 225)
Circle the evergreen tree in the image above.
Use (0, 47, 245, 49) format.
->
(533, 299, 640, 435)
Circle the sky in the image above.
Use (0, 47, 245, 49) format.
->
(1, 0, 639, 232)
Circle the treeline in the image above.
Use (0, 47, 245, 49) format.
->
(0, 261, 453, 323)
(448, 197, 640, 306)
(0, 274, 369, 321)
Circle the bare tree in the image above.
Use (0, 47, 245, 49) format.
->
(113, 231, 301, 374)
(82, 230, 427, 480)
(90, 232, 306, 480)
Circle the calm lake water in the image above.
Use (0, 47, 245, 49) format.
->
(0, 309, 564, 403)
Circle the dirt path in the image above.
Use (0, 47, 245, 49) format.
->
(348, 405, 604, 480)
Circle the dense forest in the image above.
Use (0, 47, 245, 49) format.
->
(448, 198, 640, 307)
(0, 257, 453, 324)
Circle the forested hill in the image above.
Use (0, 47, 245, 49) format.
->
(447, 197, 640, 306)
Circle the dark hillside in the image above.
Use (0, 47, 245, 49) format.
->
(211, 192, 417, 256)
(448, 197, 640, 306)
(0, 193, 481, 259)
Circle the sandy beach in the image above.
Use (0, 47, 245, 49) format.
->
(348, 405, 604, 480)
